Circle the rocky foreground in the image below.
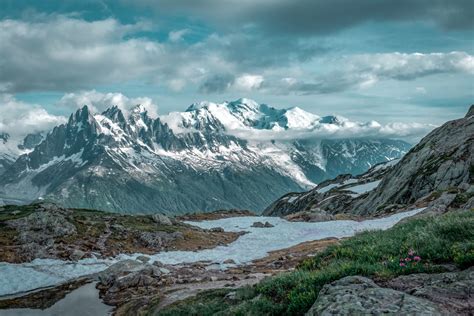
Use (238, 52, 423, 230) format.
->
(0, 202, 241, 263)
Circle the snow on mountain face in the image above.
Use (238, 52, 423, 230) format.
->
(163, 98, 324, 132)
(0, 132, 45, 176)
(0, 99, 411, 214)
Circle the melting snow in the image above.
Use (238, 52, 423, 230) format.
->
(0, 208, 425, 296)
(317, 183, 340, 193)
(348, 180, 382, 195)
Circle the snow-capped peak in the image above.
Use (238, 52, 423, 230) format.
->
(227, 98, 260, 113)
(282, 107, 320, 130)
(130, 104, 148, 114)
(186, 101, 217, 112)
(319, 115, 349, 126)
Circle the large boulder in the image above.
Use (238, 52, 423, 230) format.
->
(306, 276, 442, 315)
(151, 214, 172, 225)
(386, 268, 474, 315)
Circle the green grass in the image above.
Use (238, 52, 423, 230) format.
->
(158, 210, 474, 316)
(0, 204, 39, 221)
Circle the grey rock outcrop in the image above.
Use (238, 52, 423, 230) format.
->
(7, 206, 76, 244)
(352, 106, 473, 215)
(151, 214, 172, 226)
(306, 276, 442, 315)
(285, 208, 335, 222)
(264, 158, 397, 217)
(137, 231, 183, 248)
(386, 267, 474, 315)
(266, 105, 474, 218)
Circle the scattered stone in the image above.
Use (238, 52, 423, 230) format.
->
(285, 209, 335, 222)
(69, 249, 86, 261)
(224, 291, 237, 301)
(151, 214, 172, 226)
(136, 255, 151, 263)
(210, 227, 224, 232)
(159, 267, 171, 274)
(306, 276, 442, 315)
(251, 221, 274, 228)
(223, 259, 235, 264)
(137, 231, 183, 248)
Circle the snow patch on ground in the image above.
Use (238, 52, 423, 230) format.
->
(348, 180, 382, 195)
(0, 208, 425, 296)
(317, 183, 340, 193)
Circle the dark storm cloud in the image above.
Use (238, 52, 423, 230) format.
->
(132, 0, 474, 35)
(199, 74, 235, 94)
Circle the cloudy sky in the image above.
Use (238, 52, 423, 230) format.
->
(0, 0, 473, 139)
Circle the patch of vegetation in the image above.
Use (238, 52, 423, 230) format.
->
(158, 210, 474, 316)
(452, 192, 474, 207)
(0, 204, 38, 221)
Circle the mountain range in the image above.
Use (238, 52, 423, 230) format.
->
(0, 98, 411, 214)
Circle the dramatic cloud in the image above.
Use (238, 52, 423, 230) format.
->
(200, 74, 264, 93)
(0, 17, 160, 92)
(0, 16, 312, 95)
(56, 90, 159, 118)
(0, 1, 472, 126)
(134, 0, 474, 34)
(0, 94, 66, 141)
(263, 52, 474, 94)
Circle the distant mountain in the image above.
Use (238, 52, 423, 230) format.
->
(0, 132, 44, 176)
(0, 132, 14, 175)
(0, 98, 411, 214)
(264, 105, 474, 218)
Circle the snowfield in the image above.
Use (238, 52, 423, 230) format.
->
(0, 208, 425, 296)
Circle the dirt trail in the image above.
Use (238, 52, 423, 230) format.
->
(157, 273, 268, 310)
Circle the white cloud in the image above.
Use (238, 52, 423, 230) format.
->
(262, 51, 474, 95)
(0, 16, 235, 94)
(225, 119, 434, 143)
(167, 79, 187, 92)
(233, 74, 264, 91)
(0, 94, 66, 141)
(168, 29, 189, 42)
(56, 90, 159, 118)
(348, 51, 474, 80)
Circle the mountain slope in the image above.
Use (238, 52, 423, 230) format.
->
(0, 99, 411, 214)
(264, 105, 473, 218)
(351, 105, 474, 215)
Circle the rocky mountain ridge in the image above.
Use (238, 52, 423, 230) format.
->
(264, 105, 474, 219)
(0, 98, 410, 214)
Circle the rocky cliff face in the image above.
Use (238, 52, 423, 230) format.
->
(265, 105, 474, 218)
(263, 158, 397, 218)
(352, 105, 473, 215)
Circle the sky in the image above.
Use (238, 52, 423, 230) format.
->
(0, 0, 473, 140)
